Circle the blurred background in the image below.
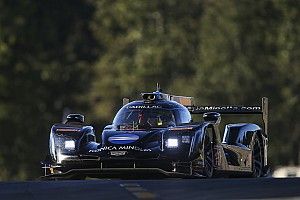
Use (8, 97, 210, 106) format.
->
(0, 0, 299, 180)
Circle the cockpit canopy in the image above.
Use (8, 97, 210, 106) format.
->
(113, 101, 191, 130)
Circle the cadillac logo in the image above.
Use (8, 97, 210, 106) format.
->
(110, 151, 127, 156)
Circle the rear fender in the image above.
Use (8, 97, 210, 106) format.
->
(223, 124, 262, 147)
(223, 124, 267, 168)
(242, 130, 268, 173)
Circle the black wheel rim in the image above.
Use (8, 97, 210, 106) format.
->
(252, 138, 262, 177)
(204, 135, 214, 177)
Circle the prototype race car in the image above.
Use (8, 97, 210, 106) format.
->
(41, 87, 269, 179)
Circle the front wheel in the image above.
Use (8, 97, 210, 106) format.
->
(203, 134, 215, 178)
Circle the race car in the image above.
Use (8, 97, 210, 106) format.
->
(41, 87, 269, 179)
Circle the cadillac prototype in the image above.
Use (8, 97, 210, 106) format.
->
(41, 87, 269, 179)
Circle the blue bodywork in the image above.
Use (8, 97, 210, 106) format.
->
(42, 91, 269, 179)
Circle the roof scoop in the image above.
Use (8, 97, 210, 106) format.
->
(66, 114, 85, 124)
(142, 92, 163, 101)
(140, 83, 194, 105)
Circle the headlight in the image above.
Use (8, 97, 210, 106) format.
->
(64, 140, 75, 150)
(166, 138, 178, 148)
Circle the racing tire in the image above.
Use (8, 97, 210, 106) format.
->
(251, 135, 263, 178)
(203, 133, 215, 178)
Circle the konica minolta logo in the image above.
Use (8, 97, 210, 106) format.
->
(108, 134, 139, 145)
(187, 106, 262, 112)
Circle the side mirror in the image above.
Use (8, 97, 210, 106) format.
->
(104, 125, 113, 130)
(203, 112, 221, 124)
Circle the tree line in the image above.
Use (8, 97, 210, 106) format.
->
(0, 0, 299, 180)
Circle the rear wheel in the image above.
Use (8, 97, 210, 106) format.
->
(203, 134, 214, 178)
(251, 135, 263, 177)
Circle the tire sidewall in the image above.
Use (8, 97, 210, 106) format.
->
(203, 134, 214, 178)
(251, 135, 263, 178)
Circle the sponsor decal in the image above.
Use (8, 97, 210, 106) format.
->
(187, 106, 262, 112)
(56, 128, 81, 132)
(89, 145, 151, 153)
(181, 135, 190, 144)
(110, 151, 127, 156)
(169, 127, 193, 131)
(108, 134, 139, 144)
(196, 106, 261, 111)
(127, 105, 162, 109)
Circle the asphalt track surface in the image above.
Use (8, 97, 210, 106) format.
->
(0, 178, 299, 200)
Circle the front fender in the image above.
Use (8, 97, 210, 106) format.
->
(49, 125, 96, 162)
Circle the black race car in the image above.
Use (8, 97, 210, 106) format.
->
(41, 87, 269, 179)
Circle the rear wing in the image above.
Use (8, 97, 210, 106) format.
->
(186, 97, 268, 136)
(122, 90, 268, 136)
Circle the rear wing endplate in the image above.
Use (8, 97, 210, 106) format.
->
(186, 97, 268, 136)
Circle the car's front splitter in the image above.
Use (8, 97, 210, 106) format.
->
(40, 167, 204, 180)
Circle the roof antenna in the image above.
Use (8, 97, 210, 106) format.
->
(156, 83, 162, 92)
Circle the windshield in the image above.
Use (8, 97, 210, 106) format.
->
(113, 108, 176, 130)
